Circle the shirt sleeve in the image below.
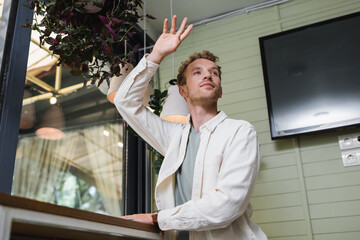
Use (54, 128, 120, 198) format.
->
(157, 126, 260, 231)
(114, 55, 180, 156)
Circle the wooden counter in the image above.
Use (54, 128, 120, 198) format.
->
(0, 193, 160, 240)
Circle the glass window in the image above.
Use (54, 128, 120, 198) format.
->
(0, 0, 7, 63)
(0, 0, 4, 22)
(12, 25, 125, 217)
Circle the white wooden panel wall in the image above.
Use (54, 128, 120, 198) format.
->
(157, 0, 360, 239)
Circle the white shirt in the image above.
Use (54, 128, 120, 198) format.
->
(114, 56, 267, 240)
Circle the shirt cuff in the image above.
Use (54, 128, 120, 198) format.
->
(157, 204, 207, 231)
(144, 53, 160, 68)
(157, 207, 178, 230)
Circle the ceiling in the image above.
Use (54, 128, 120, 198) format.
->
(0, 0, 281, 40)
(140, 0, 281, 39)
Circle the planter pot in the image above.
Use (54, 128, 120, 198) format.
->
(107, 62, 134, 103)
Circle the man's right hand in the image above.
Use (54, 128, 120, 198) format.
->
(147, 15, 193, 64)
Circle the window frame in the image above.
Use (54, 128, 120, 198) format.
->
(0, 0, 33, 194)
(0, 1, 152, 216)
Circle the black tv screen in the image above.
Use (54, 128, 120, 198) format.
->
(259, 12, 360, 139)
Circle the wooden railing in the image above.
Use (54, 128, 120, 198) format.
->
(0, 193, 160, 240)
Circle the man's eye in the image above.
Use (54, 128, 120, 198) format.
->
(211, 72, 218, 76)
(194, 71, 200, 75)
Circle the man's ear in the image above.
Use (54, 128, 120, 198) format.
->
(179, 85, 187, 98)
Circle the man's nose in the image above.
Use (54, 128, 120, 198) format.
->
(203, 72, 212, 80)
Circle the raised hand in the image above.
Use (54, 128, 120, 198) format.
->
(148, 15, 193, 64)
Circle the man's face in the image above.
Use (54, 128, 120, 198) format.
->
(179, 58, 222, 105)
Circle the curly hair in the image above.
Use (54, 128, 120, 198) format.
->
(176, 50, 222, 86)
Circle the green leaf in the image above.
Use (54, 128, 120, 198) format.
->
(92, 0, 104, 8)
(160, 90, 168, 99)
(45, 1, 56, 8)
(149, 103, 158, 110)
(152, 159, 163, 175)
(150, 95, 160, 102)
(153, 89, 161, 95)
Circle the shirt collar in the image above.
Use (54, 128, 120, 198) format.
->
(186, 111, 228, 133)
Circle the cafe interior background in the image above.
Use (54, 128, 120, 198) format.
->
(0, 0, 360, 239)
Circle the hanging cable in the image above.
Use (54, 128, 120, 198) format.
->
(124, 40, 127, 56)
(143, 0, 147, 56)
(170, 0, 173, 17)
(170, 0, 175, 79)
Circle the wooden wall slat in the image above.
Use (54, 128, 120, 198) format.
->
(260, 153, 297, 169)
(253, 179, 300, 197)
(269, 236, 308, 240)
(257, 166, 298, 183)
(252, 206, 305, 223)
(307, 185, 360, 204)
(311, 216, 360, 234)
(260, 220, 307, 237)
(309, 200, 360, 219)
(313, 232, 360, 240)
(305, 171, 360, 190)
(303, 159, 358, 177)
(251, 192, 303, 210)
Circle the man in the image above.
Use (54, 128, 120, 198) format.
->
(115, 16, 267, 239)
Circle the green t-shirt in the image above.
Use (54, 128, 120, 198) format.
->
(175, 127, 200, 239)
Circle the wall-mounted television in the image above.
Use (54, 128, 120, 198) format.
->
(259, 12, 360, 139)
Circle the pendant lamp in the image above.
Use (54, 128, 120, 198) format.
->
(158, 0, 190, 124)
(35, 104, 65, 140)
(160, 80, 189, 123)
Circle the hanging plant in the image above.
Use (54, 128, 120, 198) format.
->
(24, 0, 149, 86)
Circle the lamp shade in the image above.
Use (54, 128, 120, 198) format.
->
(160, 85, 189, 124)
(35, 105, 65, 140)
(107, 63, 134, 103)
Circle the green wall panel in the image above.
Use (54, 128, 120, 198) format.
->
(156, 0, 360, 238)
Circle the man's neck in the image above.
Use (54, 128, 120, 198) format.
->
(188, 105, 218, 132)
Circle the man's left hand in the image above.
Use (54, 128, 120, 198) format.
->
(120, 213, 157, 225)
